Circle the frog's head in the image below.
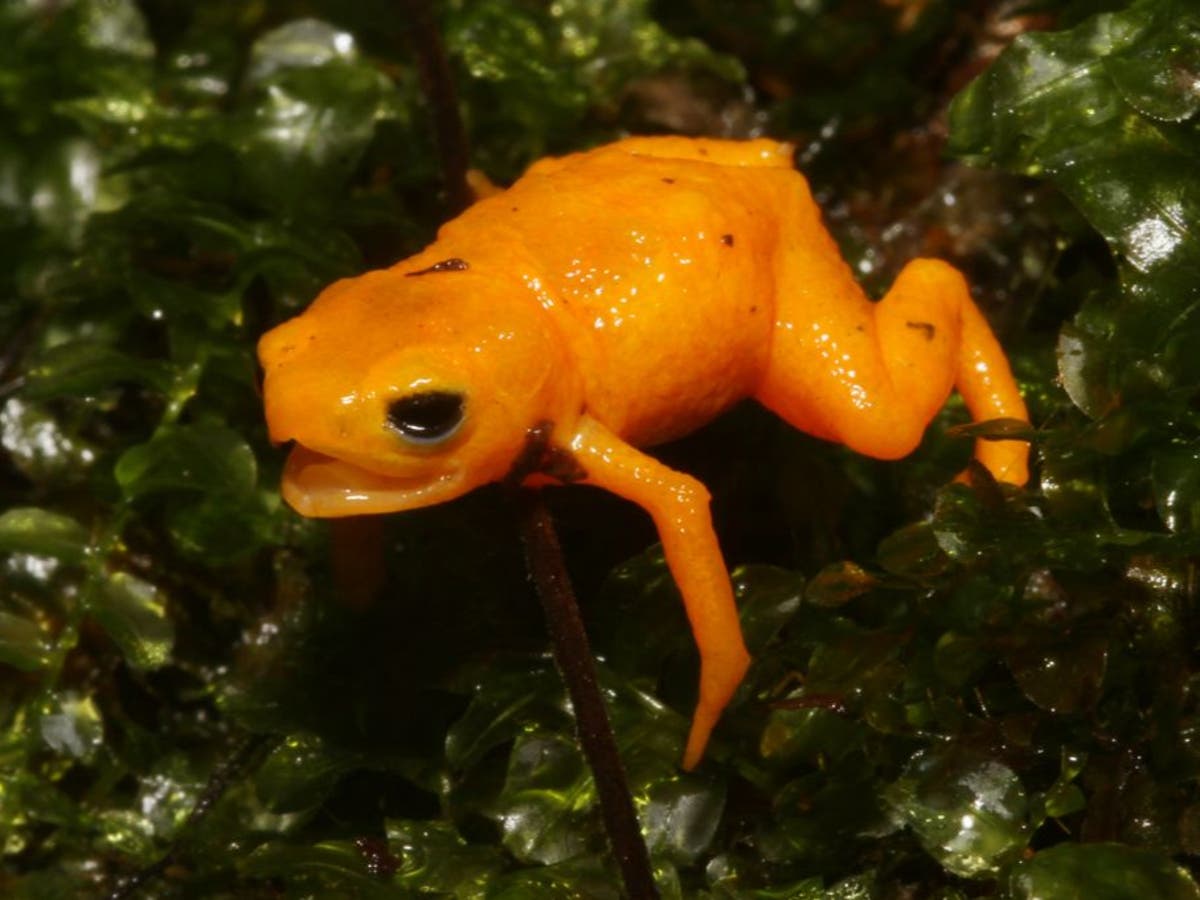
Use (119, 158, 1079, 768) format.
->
(258, 261, 577, 517)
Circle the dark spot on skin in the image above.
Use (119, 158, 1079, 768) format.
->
(906, 320, 937, 340)
(749, 305, 758, 314)
(511, 206, 518, 212)
(405, 258, 469, 277)
(504, 421, 587, 487)
(856, 325, 865, 332)
(698, 147, 709, 156)
(661, 177, 675, 184)
(721, 234, 734, 247)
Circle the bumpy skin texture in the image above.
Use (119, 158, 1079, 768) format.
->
(259, 137, 1030, 769)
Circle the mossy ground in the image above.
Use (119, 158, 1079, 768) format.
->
(2, 1, 1199, 897)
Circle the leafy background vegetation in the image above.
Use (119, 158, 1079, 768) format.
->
(2, 0, 1199, 896)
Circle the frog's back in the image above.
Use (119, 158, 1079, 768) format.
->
(437, 138, 803, 445)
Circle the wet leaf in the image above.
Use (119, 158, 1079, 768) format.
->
(388, 819, 506, 892)
(445, 0, 741, 173)
(641, 775, 725, 863)
(253, 732, 350, 816)
(0, 610, 55, 672)
(114, 423, 257, 501)
(0, 397, 100, 484)
(950, 0, 1200, 404)
(1057, 320, 1118, 420)
(165, 490, 278, 562)
(38, 692, 103, 763)
(876, 522, 950, 578)
(238, 20, 402, 213)
(805, 560, 877, 609)
(0, 507, 88, 563)
(1152, 442, 1200, 533)
(1007, 843, 1200, 900)
(933, 631, 990, 688)
(88, 572, 174, 670)
(733, 564, 804, 651)
(884, 747, 1028, 878)
(23, 139, 110, 246)
(944, 418, 1037, 442)
(241, 839, 401, 898)
(759, 707, 865, 768)
(1004, 627, 1108, 714)
(487, 855, 637, 899)
(23, 341, 172, 399)
(488, 732, 594, 866)
(445, 657, 567, 770)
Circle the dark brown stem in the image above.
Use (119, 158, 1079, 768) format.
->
(399, 0, 472, 215)
(517, 489, 660, 900)
(403, 5, 656, 892)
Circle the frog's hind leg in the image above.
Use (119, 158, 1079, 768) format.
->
(755, 202, 1029, 483)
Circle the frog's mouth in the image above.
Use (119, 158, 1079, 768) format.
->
(281, 445, 463, 517)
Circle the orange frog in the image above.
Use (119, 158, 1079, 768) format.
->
(259, 136, 1029, 769)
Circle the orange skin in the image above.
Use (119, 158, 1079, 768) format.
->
(259, 137, 1029, 769)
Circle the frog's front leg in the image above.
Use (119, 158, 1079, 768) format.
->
(757, 256, 1029, 484)
(565, 416, 751, 770)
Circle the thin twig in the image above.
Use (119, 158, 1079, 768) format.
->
(518, 489, 661, 900)
(402, 4, 659, 893)
(399, 0, 472, 215)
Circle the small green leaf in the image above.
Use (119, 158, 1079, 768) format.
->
(0, 398, 100, 485)
(89, 572, 174, 670)
(23, 139, 107, 245)
(0, 611, 55, 672)
(1007, 843, 1200, 900)
(388, 820, 506, 893)
(933, 632, 989, 688)
(0, 507, 88, 563)
(1153, 443, 1200, 533)
(237, 20, 400, 214)
(760, 707, 864, 768)
(255, 733, 350, 816)
(805, 560, 877, 609)
(38, 692, 103, 762)
(114, 423, 257, 501)
(944, 417, 1036, 442)
(877, 522, 949, 578)
(241, 839, 399, 898)
(950, 0, 1200, 403)
(1004, 628, 1108, 714)
(732, 564, 804, 652)
(884, 748, 1028, 878)
(1042, 782, 1086, 820)
(1057, 320, 1118, 420)
(445, 658, 566, 770)
(165, 491, 277, 562)
(640, 775, 725, 863)
(23, 341, 172, 399)
(489, 733, 594, 865)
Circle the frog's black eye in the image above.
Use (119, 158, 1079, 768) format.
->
(386, 391, 465, 444)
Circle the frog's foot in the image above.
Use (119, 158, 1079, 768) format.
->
(683, 646, 751, 770)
